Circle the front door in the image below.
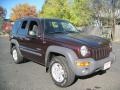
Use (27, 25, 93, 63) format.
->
(23, 19, 45, 65)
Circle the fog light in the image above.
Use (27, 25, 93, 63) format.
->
(82, 68, 87, 73)
(75, 61, 90, 67)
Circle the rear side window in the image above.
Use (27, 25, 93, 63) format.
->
(12, 20, 21, 34)
(21, 21, 27, 29)
(17, 20, 28, 35)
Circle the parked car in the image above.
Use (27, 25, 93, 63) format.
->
(10, 17, 115, 87)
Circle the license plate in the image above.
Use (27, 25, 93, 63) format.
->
(103, 61, 111, 70)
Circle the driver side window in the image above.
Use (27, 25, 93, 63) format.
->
(28, 20, 39, 36)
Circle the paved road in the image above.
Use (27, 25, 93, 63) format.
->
(0, 37, 120, 90)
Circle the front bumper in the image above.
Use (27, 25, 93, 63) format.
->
(73, 52, 115, 76)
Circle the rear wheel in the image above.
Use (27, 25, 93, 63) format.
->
(49, 56, 75, 87)
(12, 46, 23, 64)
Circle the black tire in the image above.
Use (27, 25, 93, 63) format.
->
(49, 56, 75, 87)
(12, 46, 23, 64)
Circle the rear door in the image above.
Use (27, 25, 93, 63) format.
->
(17, 19, 30, 58)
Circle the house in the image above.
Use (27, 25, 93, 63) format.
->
(2, 19, 14, 33)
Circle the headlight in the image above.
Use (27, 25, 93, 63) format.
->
(80, 46, 89, 57)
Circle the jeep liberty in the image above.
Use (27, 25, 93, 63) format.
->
(10, 17, 115, 87)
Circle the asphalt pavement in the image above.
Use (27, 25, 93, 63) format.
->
(0, 36, 120, 90)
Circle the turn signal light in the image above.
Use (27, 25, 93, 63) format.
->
(76, 61, 90, 67)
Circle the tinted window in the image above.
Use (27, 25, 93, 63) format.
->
(28, 21, 38, 31)
(21, 21, 27, 29)
(44, 20, 78, 34)
(28, 20, 39, 35)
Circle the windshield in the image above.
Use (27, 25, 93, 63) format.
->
(44, 19, 79, 34)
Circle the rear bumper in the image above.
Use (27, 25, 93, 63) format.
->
(73, 52, 115, 76)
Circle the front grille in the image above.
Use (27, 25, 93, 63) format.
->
(91, 46, 110, 60)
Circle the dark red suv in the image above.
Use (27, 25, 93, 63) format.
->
(10, 17, 115, 87)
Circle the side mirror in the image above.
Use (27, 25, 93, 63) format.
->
(29, 31, 36, 36)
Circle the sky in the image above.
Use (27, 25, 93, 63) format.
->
(0, 0, 45, 19)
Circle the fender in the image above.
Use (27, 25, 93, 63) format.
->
(10, 39, 20, 47)
(45, 45, 79, 73)
(10, 39, 20, 54)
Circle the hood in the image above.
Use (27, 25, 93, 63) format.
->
(51, 33, 110, 47)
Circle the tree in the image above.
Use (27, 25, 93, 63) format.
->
(70, 0, 92, 26)
(0, 6, 7, 18)
(90, 0, 103, 24)
(91, 0, 120, 40)
(39, 0, 70, 18)
(38, 0, 92, 26)
(10, 3, 37, 21)
(0, 6, 7, 33)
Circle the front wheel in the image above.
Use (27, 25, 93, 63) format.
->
(49, 56, 76, 87)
